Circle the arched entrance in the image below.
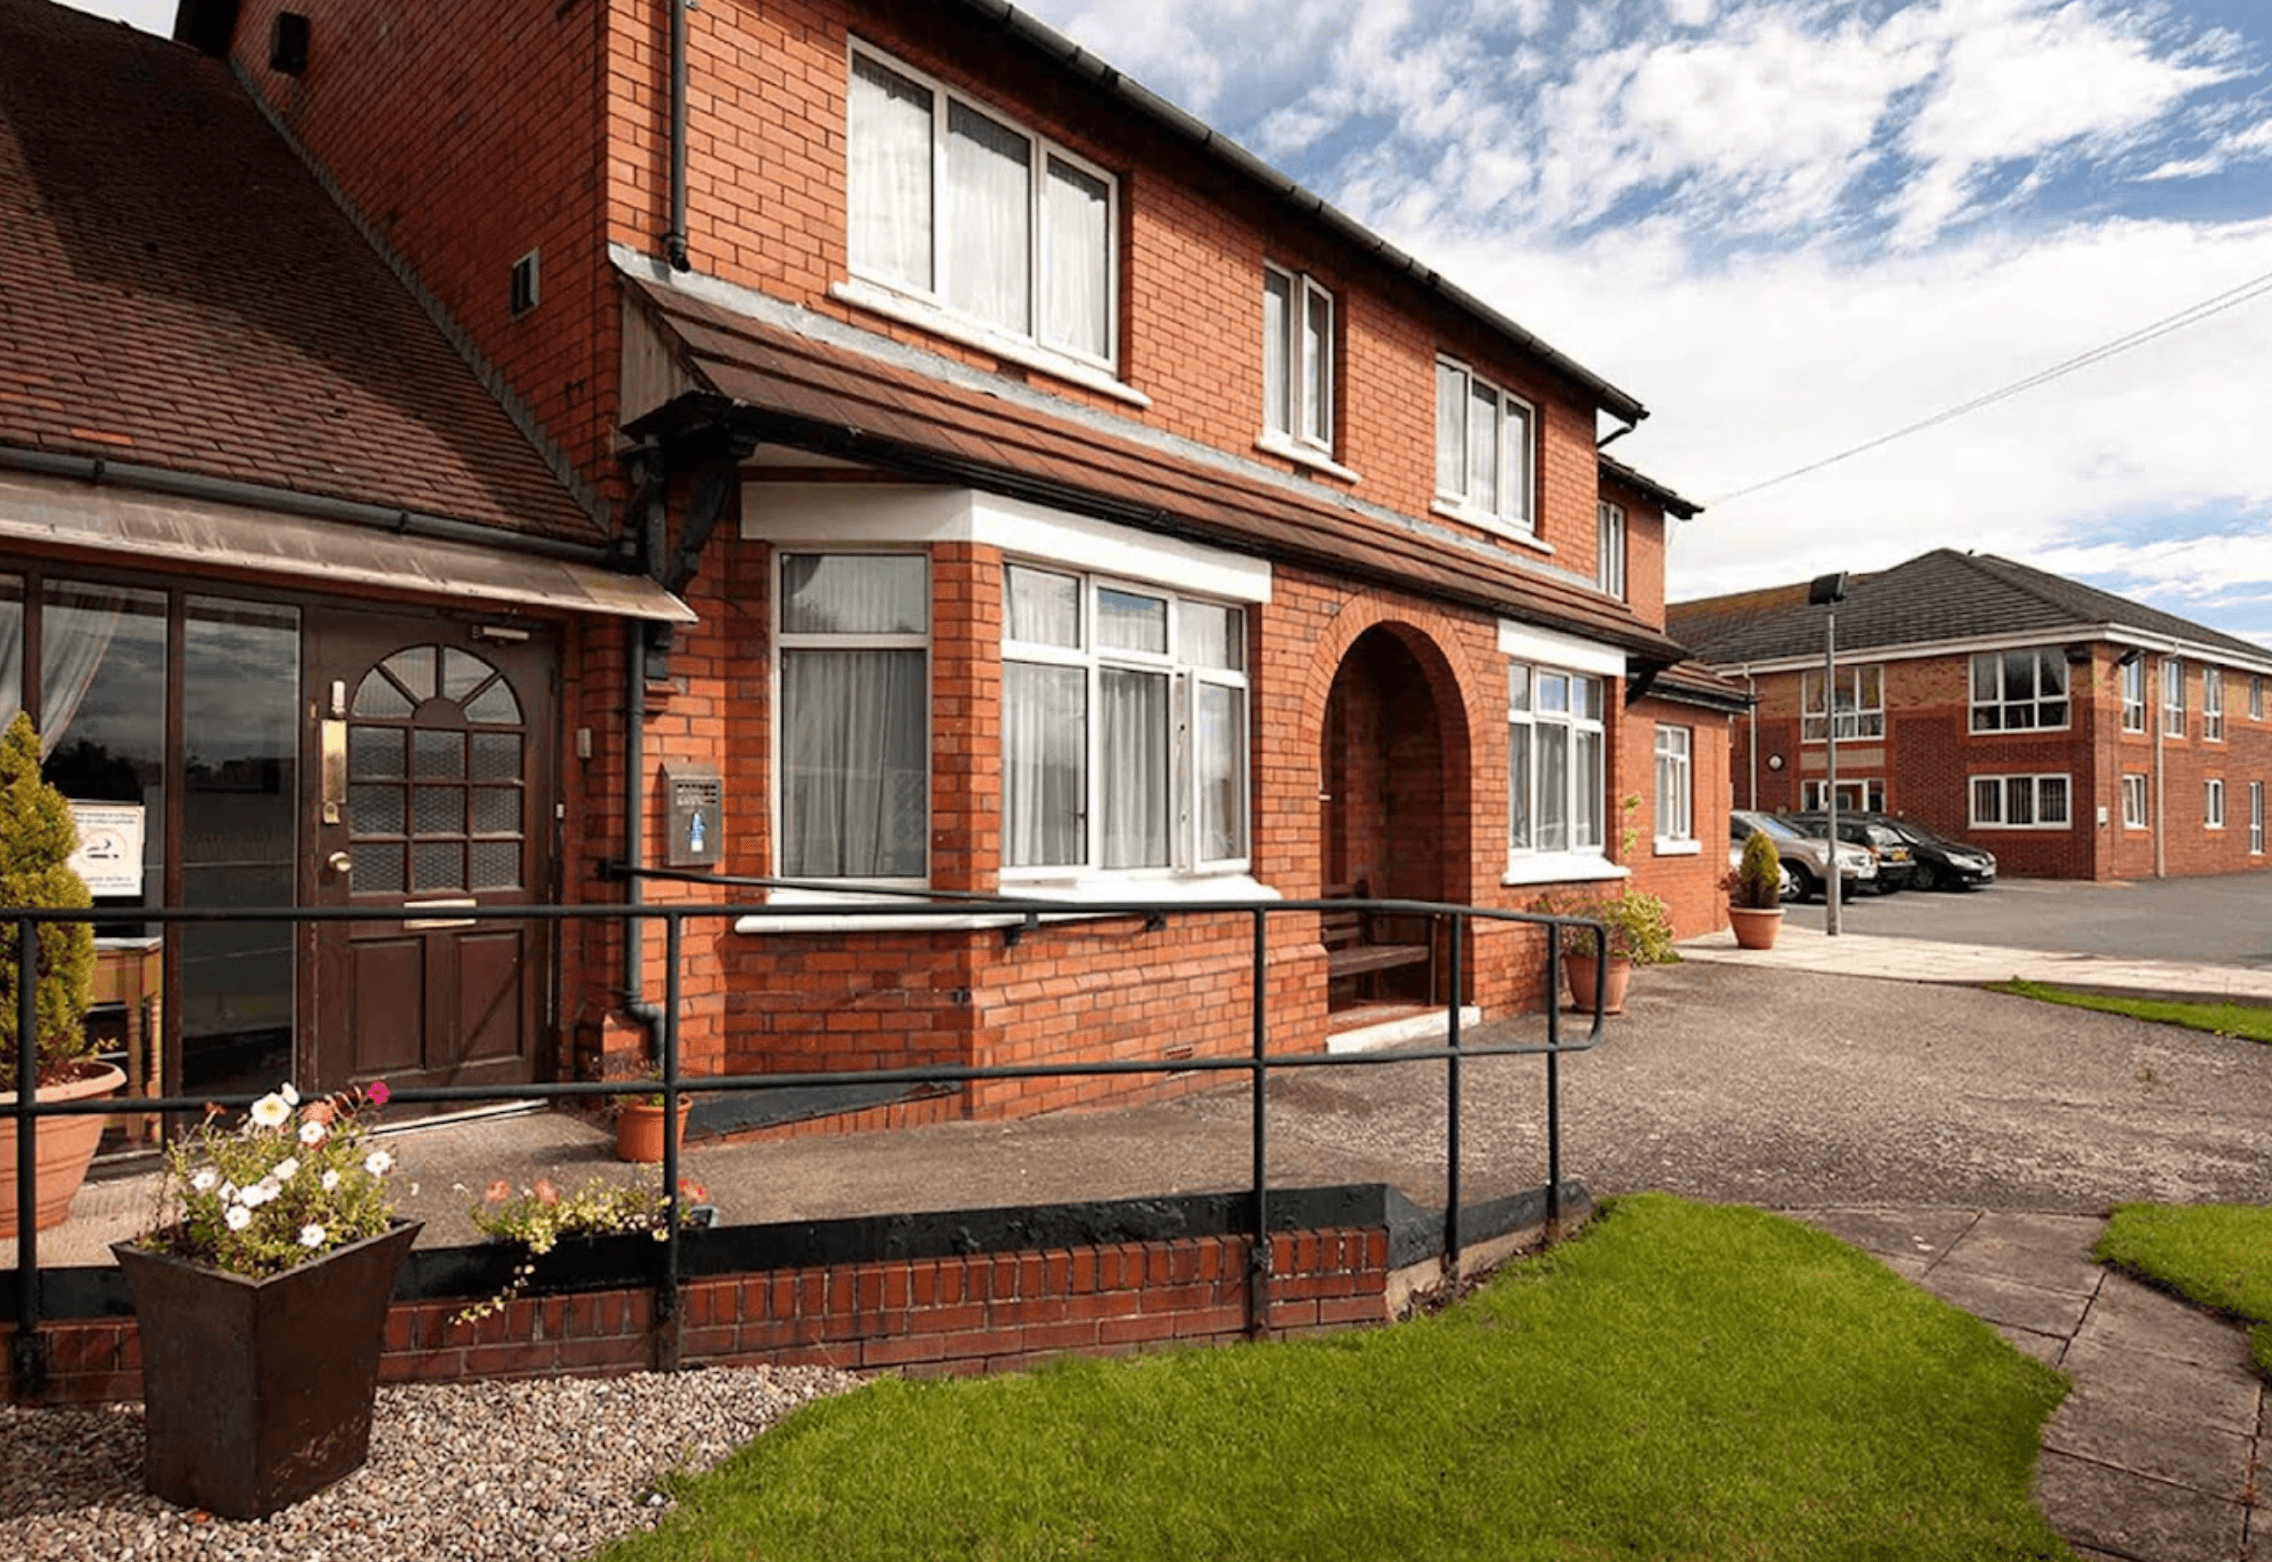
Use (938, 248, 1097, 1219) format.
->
(1319, 625, 1468, 1014)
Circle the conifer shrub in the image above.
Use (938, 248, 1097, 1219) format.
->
(0, 711, 97, 1093)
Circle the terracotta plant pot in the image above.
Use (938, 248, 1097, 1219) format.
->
(614, 1097, 692, 1163)
(1564, 954, 1631, 1016)
(0, 1061, 126, 1238)
(114, 1220, 421, 1520)
(1728, 905, 1786, 951)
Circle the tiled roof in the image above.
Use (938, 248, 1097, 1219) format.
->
(1598, 453, 1703, 520)
(0, 0, 595, 541)
(623, 272, 1696, 665)
(1667, 549, 2272, 667)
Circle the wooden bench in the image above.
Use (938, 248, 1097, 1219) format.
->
(1322, 880, 1436, 999)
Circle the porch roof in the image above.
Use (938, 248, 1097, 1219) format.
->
(620, 272, 1696, 669)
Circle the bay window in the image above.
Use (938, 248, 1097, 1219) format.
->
(848, 44, 1116, 368)
(1003, 565, 1248, 877)
(776, 553, 929, 882)
(1509, 664, 1603, 856)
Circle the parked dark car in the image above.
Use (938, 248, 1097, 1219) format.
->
(1790, 812, 1997, 891)
(1781, 814, 1921, 894)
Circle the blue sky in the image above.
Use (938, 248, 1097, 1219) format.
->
(65, 0, 2272, 643)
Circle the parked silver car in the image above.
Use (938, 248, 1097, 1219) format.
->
(1729, 809, 1875, 902)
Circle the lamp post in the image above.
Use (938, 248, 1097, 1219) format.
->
(1808, 572, 1850, 936)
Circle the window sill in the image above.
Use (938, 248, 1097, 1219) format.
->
(831, 280, 1150, 409)
(1652, 839, 1702, 857)
(733, 873, 1279, 935)
(1253, 432, 1361, 485)
(1502, 853, 1627, 888)
(1432, 500, 1551, 553)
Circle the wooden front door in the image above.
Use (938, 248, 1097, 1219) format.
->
(306, 612, 555, 1095)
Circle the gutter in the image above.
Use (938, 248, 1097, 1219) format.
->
(944, 0, 1648, 427)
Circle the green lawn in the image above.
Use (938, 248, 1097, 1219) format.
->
(1990, 980, 2272, 1043)
(2098, 1203, 2272, 1373)
(602, 1195, 2071, 1561)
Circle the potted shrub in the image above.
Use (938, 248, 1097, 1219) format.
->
(113, 1080, 414, 1519)
(1727, 829, 1788, 950)
(0, 710, 121, 1238)
(1533, 885, 1676, 1016)
(613, 1067, 693, 1164)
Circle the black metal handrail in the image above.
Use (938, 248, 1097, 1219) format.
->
(7, 892, 1608, 1395)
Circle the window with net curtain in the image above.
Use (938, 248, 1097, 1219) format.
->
(1002, 564, 1247, 875)
(848, 46, 1114, 366)
(777, 554, 929, 882)
(1507, 664, 1603, 856)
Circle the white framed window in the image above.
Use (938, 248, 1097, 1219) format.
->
(1597, 503, 1626, 599)
(2205, 668, 2225, 741)
(2206, 778, 2226, 830)
(1435, 359, 1534, 534)
(1262, 266, 1333, 454)
(2121, 774, 2147, 829)
(775, 553, 930, 884)
(2252, 675, 2264, 722)
(1803, 665, 1884, 742)
(2120, 657, 2146, 733)
(2252, 781, 2264, 854)
(1653, 726, 1692, 848)
(1002, 564, 1248, 878)
(1970, 773, 2071, 830)
(847, 43, 1117, 371)
(1508, 665, 1604, 858)
(1969, 650, 2068, 732)
(1801, 778, 1887, 812)
(2163, 657, 2186, 737)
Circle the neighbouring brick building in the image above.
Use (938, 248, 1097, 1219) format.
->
(1670, 549, 2272, 882)
(1, 0, 1740, 1128)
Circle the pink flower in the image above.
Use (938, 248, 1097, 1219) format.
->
(532, 1178, 560, 1207)
(483, 1179, 513, 1204)
(366, 1081, 391, 1107)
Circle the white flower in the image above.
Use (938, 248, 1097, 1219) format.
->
(273, 1158, 300, 1183)
(224, 1206, 252, 1231)
(365, 1150, 395, 1176)
(298, 1119, 328, 1146)
(241, 1179, 278, 1208)
(189, 1168, 219, 1194)
(321, 1170, 340, 1192)
(298, 1224, 325, 1248)
(218, 1181, 238, 1204)
(250, 1092, 291, 1129)
(279, 1083, 300, 1108)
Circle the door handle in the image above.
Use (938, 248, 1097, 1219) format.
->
(326, 850, 353, 875)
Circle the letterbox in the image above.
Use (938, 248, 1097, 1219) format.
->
(663, 763, 723, 868)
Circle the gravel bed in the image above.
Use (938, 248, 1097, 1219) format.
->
(0, 1365, 866, 1560)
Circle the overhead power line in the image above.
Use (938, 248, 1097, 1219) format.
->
(1714, 261, 2272, 505)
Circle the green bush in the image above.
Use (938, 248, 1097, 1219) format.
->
(1533, 886, 1678, 966)
(1730, 829, 1784, 910)
(0, 712, 97, 1093)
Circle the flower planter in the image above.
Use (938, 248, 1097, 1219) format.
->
(1728, 905, 1785, 951)
(1564, 954, 1631, 1016)
(113, 1219, 420, 1519)
(0, 1061, 125, 1238)
(614, 1097, 692, 1163)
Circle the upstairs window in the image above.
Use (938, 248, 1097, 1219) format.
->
(2120, 657, 2146, 733)
(1802, 664, 1883, 741)
(1262, 266, 1333, 454)
(2252, 675, 2264, 721)
(1435, 360, 1534, 534)
(2163, 657, 2186, 737)
(1508, 665, 1603, 856)
(1597, 502, 1626, 599)
(848, 45, 1116, 368)
(2205, 667, 2225, 741)
(1002, 565, 1248, 877)
(1969, 650, 2068, 732)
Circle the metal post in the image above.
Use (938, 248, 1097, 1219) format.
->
(1247, 908, 1270, 1336)
(1824, 603, 1841, 936)
(1544, 920, 1562, 1226)
(12, 916, 46, 1397)
(1443, 912, 1464, 1273)
(658, 910, 683, 1369)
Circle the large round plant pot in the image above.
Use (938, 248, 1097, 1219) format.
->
(1728, 905, 1786, 951)
(113, 1220, 421, 1520)
(0, 1061, 125, 1239)
(614, 1097, 692, 1164)
(1564, 954, 1631, 1016)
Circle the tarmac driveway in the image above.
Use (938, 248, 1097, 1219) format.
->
(1818, 872, 2272, 966)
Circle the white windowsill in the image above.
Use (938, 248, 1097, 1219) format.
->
(1653, 839, 1702, 857)
(830, 280, 1151, 409)
(1502, 853, 1628, 888)
(1253, 432, 1361, 484)
(1432, 499, 1551, 553)
(733, 873, 1279, 935)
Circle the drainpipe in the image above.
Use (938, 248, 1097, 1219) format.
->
(2153, 654, 2167, 881)
(1743, 667, 1758, 810)
(664, 0, 691, 272)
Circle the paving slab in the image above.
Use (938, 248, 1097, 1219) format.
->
(1915, 1261, 2100, 1339)
(2044, 1392, 2257, 1496)
(2084, 1273, 2264, 1369)
(1932, 1233, 2106, 1299)
(1785, 1205, 1980, 1264)
(2061, 1335, 2264, 1436)
(2035, 1450, 2251, 1562)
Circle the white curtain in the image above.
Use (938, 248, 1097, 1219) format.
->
(1536, 723, 1569, 852)
(1100, 667, 1167, 869)
(1262, 271, 1290, 435)
(1196, 681, 1245, 864)
(781, 649, 925, 879)
(0, 581, 20, 734)
(1004, 661, 1085, 868)
(1508, 723, 1532, 849)
(1042, 157, 1109, 359)
(1301, 286, 1330, 443)
(1576, 728, 1603, 849)
(1095, 587, 1165, 654)
(1435, 362, 1465, 495)
(945, 101, 1030, 334)
(1467, 381, 1500, 512)
(781, 554, 926, 636)
(39, 589, 127, 756)
(1004, 565, 1079, 647)
(848, 55, 934, 291)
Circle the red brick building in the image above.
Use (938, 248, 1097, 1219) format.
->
(1670, 550, 2272, 881)
(0, 0, 1738, 1126)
